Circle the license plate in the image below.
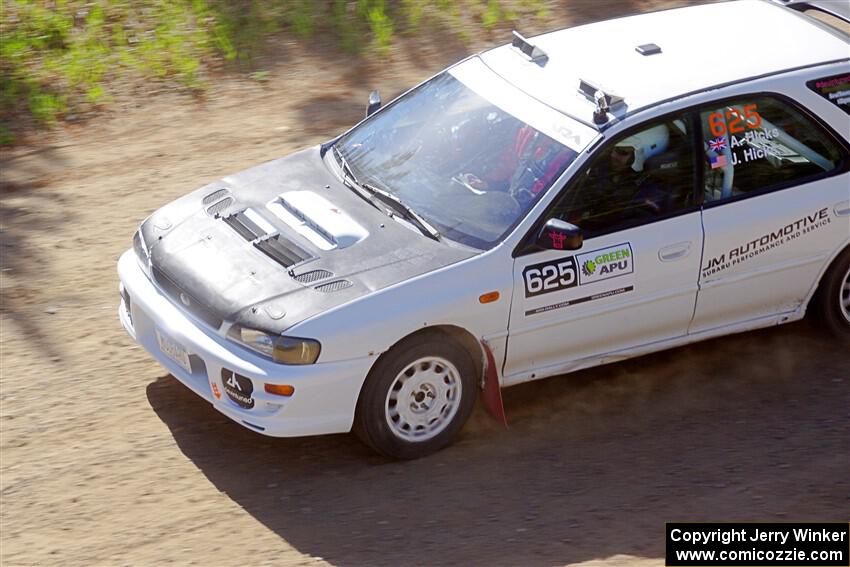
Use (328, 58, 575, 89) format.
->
(156, 330, 192, 374)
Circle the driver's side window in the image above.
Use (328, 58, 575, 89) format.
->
(550, 117, 695, 235)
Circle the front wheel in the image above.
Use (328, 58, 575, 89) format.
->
(813, 246, 850, 341)
(354, 334, 478, 459)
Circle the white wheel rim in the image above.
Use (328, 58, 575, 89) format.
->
(840, 265, 850, 324)
(384, 356, 462, 442)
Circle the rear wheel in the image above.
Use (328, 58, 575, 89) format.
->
(813, 247, 850, 341)
(354, 333, 478, 459)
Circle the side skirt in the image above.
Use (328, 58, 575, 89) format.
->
(501, 309, 804, 388)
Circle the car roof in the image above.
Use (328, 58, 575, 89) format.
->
(479, 0, 850, 128)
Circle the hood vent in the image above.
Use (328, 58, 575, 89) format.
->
(315, 279, 353, 293)
(203, 188, 230, 205)
(294, 269, 333, 284)
(254, 234, 311, 268)
(222, 208, 276, 241)
(223, 211, 265, 241)
(222, 208, 313, 269)
(267, 191, 368, 251)
(203, 188, 233, 217)
(206, 197, 233, 217)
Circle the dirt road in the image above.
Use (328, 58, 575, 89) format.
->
(2, 3, 848, 565)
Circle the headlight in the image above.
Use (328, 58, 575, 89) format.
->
(133, 229, 147, 261)
(133, 229, 151, 276)
(227, 326, 321, 365)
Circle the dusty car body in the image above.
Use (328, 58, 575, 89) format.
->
(120, 0, 850, 458)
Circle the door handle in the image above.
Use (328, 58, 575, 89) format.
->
(834, 201, 850, 217)
(659, 242, 692, 262)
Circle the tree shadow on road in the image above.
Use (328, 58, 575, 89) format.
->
(147, 322, 849, 567)
(1, 146, 74, 363)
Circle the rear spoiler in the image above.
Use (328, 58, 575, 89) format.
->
(771, 0, 850, 24)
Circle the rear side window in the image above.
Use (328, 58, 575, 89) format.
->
(700, 96, 845, 202)
(807, 73, 850, 115)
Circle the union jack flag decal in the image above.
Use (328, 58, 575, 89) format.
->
(709, 137, 727, 152)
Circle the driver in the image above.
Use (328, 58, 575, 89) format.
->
(569, 124, 670, 227)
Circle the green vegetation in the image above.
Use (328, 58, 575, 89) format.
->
(1, 0, 548, 143)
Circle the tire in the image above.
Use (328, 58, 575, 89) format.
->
(353, 332, 479, 460)
(813, 246, 850, 341)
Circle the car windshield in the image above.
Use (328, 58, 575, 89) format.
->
(334, 69, 584, 249)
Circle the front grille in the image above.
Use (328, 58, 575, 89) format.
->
(254, 235, 311, 268)
(152, 266, 223, 329)
(294, 269, 333, 284)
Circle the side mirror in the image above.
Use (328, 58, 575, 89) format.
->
(536, 218, 583, 251)
(366, 90, 381, 117)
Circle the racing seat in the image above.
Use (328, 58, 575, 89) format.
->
(644, 147, 694, 210)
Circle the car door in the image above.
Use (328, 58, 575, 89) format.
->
(504, 115, 704, 383)
(690, 93, 850, 334)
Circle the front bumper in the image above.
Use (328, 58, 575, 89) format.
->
(117, 249, 373, 437)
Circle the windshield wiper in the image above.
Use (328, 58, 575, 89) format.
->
(333, 145, 356, 185)
(332, 146, 440, 242)
(332, 145, 383, 213)
(360, 182, 441, 241)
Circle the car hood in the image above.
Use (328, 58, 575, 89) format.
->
(140, 145, 477, 334)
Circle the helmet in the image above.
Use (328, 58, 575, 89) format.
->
(615, 124, 670, 172)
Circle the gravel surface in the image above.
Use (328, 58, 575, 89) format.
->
(2, 3, 847, 565)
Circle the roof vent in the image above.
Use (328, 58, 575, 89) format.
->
(511, 31, 548, 63)
(635, 43, 662, 56)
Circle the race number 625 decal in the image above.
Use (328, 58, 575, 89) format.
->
(523, 257, 578, 298)
(708, 104, 761, 136)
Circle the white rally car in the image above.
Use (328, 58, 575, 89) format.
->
(119, 0, 850, 459)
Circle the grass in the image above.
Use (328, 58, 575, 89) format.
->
(1, 0, 548, 144)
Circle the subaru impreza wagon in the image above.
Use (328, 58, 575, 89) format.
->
(119, 0, 850, 458)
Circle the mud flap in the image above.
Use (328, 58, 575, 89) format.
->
(480, 340, 508, 428)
